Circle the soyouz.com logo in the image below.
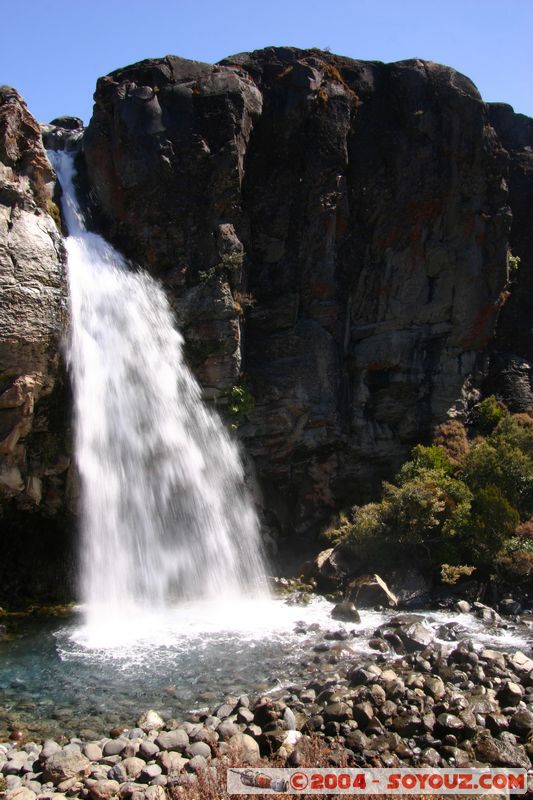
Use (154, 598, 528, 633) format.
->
(227, 767, 528, 794)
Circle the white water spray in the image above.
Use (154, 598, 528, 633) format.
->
(50, 151, 267, 630)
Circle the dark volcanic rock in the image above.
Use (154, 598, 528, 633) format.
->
(82, 47, 524, 540)
(473, 732, 531, 769)
(486, 104, 533, 409)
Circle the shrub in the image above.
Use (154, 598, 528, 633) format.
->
(466, 485, 520, 561)
(490, 413, 533, 458)
(516, 519, 533, 540)
(398, 445, 454, 482)
(462, 437, 533, 517)
(495, 535, 533, 581)
(471, 395, 508, 434)
(441, 564, 476, 584)
(432, 419, 470, 464)
(327, 397, 533, 581)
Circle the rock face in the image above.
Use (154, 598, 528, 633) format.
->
(82, 48, 529, 539)
(0, 87, 72, 604)
(1, 50, 532, 604)
(485, 104, 533, 409)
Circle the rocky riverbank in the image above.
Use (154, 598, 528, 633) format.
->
(1, 601, 532, 799)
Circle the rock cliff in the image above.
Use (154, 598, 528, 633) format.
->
(1, 49, 532, 606)
(81, 48, 530, 540)
(486, 103, 533, 408)
(0, 87, 72, 604)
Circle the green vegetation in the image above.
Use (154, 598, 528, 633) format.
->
(199, 251, 245, 283)
(226, 384, 255, 428)
(327, 398, 533, 584)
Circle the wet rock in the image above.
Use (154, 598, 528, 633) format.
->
(323, 702, 352, 723)
(421, 747, 441, 767)
(400, 622, 434, 652)
(455, 600, 471, 613)
(376, 616, 433, 652)
(436, 622, 466, 641)
(508, 651, 533, 675)
(480, 649, 506, 669)
(368, 638, 389, 653)
(486, 712, 509, 735)
(436, 713, 464, 736)
(441, 745, 472, 767)
(331, 602, 360, 623)
(367, 732, 402, 753)
(347, 574, 398, 608)
(510, 709, 533, 737)
(253, 700, 278, 727)
(391, 713, 423, 737)
(350, 702, 373, 728)
(498, 680, 524, 706)
(345, 731, 369, 752)
(424, 675, 445, 700)
(473, 602, 502, 624)
(474, 733, 531, 769)
(499, 598, 522, 615)
(349, 667, 377, 686)
(301, 716, 324, 734)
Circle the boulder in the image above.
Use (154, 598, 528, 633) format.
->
(154, 730, 188, 752)
(473, 602, 502, 623)
(227, 733, 260, 764)
(137, 711, 165, 732)
(474, 733, 531, 769)
(85, 780, 120, 800)
(41, 752, 90, 785)
(331, 601, 360, 623)
(347, 574, 398, 607)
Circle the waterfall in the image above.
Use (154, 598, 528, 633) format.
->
(50, 151, 267, 625)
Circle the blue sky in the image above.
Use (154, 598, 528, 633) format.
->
(2, 0, 532, 124)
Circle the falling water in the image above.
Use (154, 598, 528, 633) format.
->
(50, 151, 267, 629)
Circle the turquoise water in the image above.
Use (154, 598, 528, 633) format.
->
(1, 601, 529, 742)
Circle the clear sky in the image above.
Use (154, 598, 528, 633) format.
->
(2, 0, 532, 125)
